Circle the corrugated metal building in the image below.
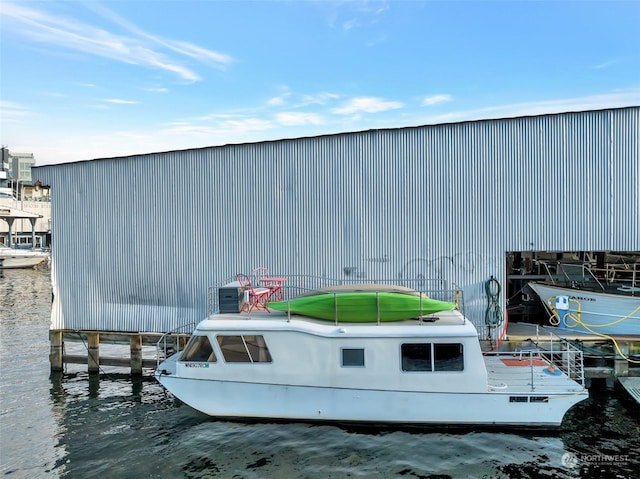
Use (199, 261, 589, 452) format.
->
(33, 107, 640, 335)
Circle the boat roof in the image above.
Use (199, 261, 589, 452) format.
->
(196, 309, 479, 339)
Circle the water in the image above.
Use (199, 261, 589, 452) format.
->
(1, 268, 638, 479)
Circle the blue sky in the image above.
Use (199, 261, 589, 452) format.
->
(1, 0, 639, 165)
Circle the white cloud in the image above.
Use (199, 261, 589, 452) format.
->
(0, 2, 233, 82)
(84, 1, 234, 69)
(299, 92, 341, 106)
(167, 41, 233, 67)
(592, 59, 621, 70)
(194, 113, 239, 121)
(103, 99, 140, 105)
(343, 19, 359, 31)
(276, 112, 324, 126)
(164, 117, 274, 136)
(142, 87, 169, 93)
(422, 94, 453, 106)
(494, 91, 640, 117)
(332, 96, 403, 115)
(267, 86, 293, 107)
(410, 89, 640, 125)
(0, 100, 30, 123)
(217, 118, 274, 132)
(325, 1, 389, 31)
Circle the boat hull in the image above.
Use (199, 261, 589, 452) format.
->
(0, 253, 48, 269)
(268, 292, 455, 322)
(529, 282, 640, 335)
(156, 366, 586, 427)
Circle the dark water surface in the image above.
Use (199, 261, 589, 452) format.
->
(1, 268, 638, 479)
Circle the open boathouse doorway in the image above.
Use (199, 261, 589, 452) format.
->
(505, 251, 640, 326)
(505, 250, 640, 387)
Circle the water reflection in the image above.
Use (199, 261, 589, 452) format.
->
(42, 370, 640, 479)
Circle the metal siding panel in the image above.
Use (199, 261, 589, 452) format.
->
(32, 107, 640, 334)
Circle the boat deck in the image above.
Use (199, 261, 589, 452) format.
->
(483, 355, 585, 394)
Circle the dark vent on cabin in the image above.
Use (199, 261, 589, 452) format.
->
(509, 396, 528, 403)
(530, 396, 549, 403)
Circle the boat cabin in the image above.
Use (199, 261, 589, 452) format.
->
(173, 310, 489, 394)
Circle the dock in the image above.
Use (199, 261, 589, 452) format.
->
(50, 321, 639, 383)
(49, 330, 190, 375)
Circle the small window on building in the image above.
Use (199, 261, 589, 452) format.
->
(434, 343, 464, 371)
(179, 335, 216, 362)
(217, 335, 272, 363)
(342, 348, 365, 367)
(401, 343, 432, 371)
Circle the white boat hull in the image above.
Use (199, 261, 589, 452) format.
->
(0, 253, 48, 269)
(529, 282, 640, 335)
(157, 357, 586, 427)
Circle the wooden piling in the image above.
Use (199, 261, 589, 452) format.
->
(130, 335, 143, 376)
(87, 333, 100, 374)
(614, 341, 630, 378)
(49, 331, 64, 372)
(51, 330, 190, 374)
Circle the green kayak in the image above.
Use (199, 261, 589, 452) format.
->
(267, 292, 455, 322)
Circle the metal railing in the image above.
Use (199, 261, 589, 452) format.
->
(206, 275, 464, 324)
(155, 322, 197, 369)
(485, 337, 585, 392)
(540, 338, 585, 386)
(536, 260, 638, 296)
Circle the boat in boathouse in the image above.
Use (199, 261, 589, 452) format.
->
(528, 260, 640, 336)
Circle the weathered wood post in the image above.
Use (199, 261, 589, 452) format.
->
(130, 335, 143, 375)
(614, 340, 629, 378)
(87, 333, 100, 374)
(50, 330, 64, 372)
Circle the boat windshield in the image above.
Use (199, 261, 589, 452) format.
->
(179, 335, 216, 362)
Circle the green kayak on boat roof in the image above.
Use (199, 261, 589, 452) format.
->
(267, 291, 455, 322)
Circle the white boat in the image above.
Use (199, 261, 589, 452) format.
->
(528, 261, 640, 336)
(155, 284, 588, 428)
(0, 244, 49, 269)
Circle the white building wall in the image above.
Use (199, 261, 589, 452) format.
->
(33, 107, 640, 333)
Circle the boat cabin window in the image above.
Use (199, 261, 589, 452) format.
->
(341, 348, 365, 367)
(179, 335, 216, 362)
(401, 343, 464, 372)
(217, 335, 272, 363)
(433, 343, 464, 371)
(401, 344, 431, 371)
